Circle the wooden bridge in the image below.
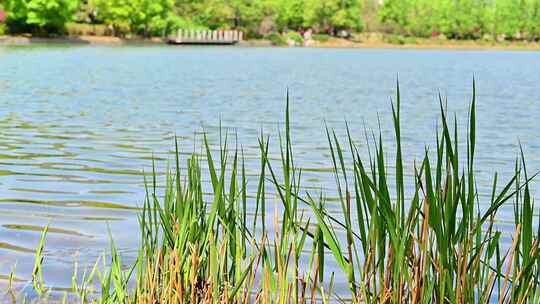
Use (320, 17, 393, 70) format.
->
(168, 29, 243, 45)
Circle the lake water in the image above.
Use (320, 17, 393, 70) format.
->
(0, 45, 539, 294)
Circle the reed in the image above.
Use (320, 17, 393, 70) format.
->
(24, 82, 540, 303)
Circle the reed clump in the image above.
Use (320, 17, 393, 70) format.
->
(21, 82, 540, 303)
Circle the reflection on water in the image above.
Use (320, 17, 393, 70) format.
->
(0, 45, 539, 291)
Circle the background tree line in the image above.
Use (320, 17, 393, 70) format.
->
(380, 0, 540, 40)
(0, 0, 364, 37)
(1, 0, 540, 41)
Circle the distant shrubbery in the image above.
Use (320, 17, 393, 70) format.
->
(379, 0, 540, 40)
(66, 23, 108, 36)
(2, 0, 540, 41)
(266, 32, 287, 46)
(312, 33, 331, 42)
(286, 31, 304, 44)
(4, 0, 79, 34)
(1, 0, 364, 37)
(89, 0, 175, 37)
(382, 34, 418, 45)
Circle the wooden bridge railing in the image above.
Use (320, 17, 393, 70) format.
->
(170, 29, 243, 44)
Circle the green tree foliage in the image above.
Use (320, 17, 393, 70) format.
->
(4, 0, 80, 33)
(90, 0, 130, 34)
(189, 0, 270, 31)
(379, 0, 540, 40)
(274, 0, 305, 30)
(492, 0, 527, 37)
(227, 0, 276, 35)
(132, 0, 174, 36)
(378, 0, 410, 32)
(525, 0, 540, 39)
(3, 0, 540, 40)
(91, 0, 173, 36)
(304, 0, 363, 33)
(274, 0, 362, 33)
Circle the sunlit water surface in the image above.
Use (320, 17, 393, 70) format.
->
(0, 45, 539, 298)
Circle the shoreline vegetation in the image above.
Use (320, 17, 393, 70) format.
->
(9, 84, 540, 303)
(2, 33, 540, 51)
(2, 1, 540, 50)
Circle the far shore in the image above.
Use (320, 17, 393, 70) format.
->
(2, 34, 540, 51)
